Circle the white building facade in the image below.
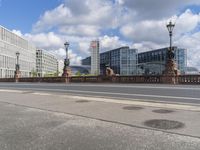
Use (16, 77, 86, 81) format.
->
(90, 40, 100, 75)
(0, 25, 36, 78)
(36, 49, 58, 77)
(57, 59, 64, 76)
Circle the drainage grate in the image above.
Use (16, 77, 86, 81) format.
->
(75, 100, 90, 103)
(123, 106, 144, 110)
(152, 109, 174, 114)
(144, 119, 184, 130)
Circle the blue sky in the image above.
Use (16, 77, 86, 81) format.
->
(0, 0, 200, 68)
(0, 0, 61, 32)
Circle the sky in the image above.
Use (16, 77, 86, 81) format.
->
(0, 0, 200, 69)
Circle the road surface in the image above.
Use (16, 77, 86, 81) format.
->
(0, 82, 200, 150)
(0, 83, 199, 105)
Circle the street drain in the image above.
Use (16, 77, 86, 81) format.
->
(123, 106, 144, 110)
(76, 100, 90, 103)
(152, 109, 174, 114)
(144, 119, 184, 130)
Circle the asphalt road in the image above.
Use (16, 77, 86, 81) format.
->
(0, 92, 200, 150)
(1, 83, 200, 149)
(0, 83, 199, 105)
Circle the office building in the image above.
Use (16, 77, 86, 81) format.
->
(57, 59, 64, 76)
(36, 49, 58, 77)
(82, 46, 138, 75)
(185, 67, 199, 75)
(0, 25, 36, 78)
(90, 40, 100, 75)
(138, 47, 187, 75)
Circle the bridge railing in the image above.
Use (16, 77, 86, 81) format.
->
(0, 75, 200, 84)
(178, 75, 200, 84)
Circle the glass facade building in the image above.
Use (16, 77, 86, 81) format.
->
(82, 47, 138, 75)
(90, 41, 100, 75)
(36, 49, 58, 77)
(0, 25, 36, 78)
(138, 47, 187, 75)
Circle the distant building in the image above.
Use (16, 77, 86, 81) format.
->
(138, 47, 187, 75)
(0, 25, 36, 78)
(90, 40, 100, 75)
(57, 59, 64, 76)
(70, 66, 90, 75)
(82, 46, 138, 75)
(36, 49, 58, 77)
(185, 67, 199, 75)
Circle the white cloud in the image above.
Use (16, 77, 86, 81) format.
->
(22, 1, 200, 69)
(132, 41, 167, 53)
(58, 25, 100, 37)
(33, 0, 123, 36)
(33, 4, 72, 33)
(12, 30, 23, 37)
(120, 0, 200, 20)
(120, 20, 167, 44)
(100, 35, 129, 52)
(175, 9, 200, 36)
(25, 32, 64, 50)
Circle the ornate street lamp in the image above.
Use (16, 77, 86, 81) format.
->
(62, 42, 71, 77)
(64, 42, 70, 67)
(16, 51, 20, 71)
(163, 21, 179, 84)
(14, 51, 21, 81)
(166, 21, 175, 51)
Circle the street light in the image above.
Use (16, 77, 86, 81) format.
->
(16, 51, 20, 71)
(166, 21, 175, 51)
(64, 42, 70, 67)
(15, 51, 20, 82)
(62, 42, 71, 78)
(163, 20, 178, 84)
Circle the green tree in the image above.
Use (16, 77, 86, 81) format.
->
(31, 69, 37, 77)
(75, 71, 82, 76)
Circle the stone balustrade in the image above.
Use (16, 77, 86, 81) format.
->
(0, 75, 199, 84)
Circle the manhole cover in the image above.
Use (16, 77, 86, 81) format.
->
(152, 109, 174, 114)
(123, 106, 143, 110)
(76, 100, 90, 103)
(144, 119, 184, 130)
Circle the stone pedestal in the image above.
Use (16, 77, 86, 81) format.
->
(106, 67, 115, 77)
(14, 70, 21, 82)
(162, 59, 178, 84)
(62, 67, 72, 83)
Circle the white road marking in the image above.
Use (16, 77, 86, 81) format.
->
(0, 87, 200, 101)
(0, 89, 200, 111)
(33, 93, 51, 96)
(0, 83, 199, 90)
(63, 95, 200, 111)
(0, 89, 23, 93)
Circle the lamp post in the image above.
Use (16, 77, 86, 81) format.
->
(14, 51, 20, 82)
(62, 42, 71, 78)
(166, 21, 175, 61)
(64, 42, 70, 67)
(163, 21, 178, 84)
(16, 52, 20, 70)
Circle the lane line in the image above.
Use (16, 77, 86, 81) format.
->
(0, 83, 199, 90)
(1, 89, 200, 111)
(0, 87, 200, 101)
(62, 95, 200, 111)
